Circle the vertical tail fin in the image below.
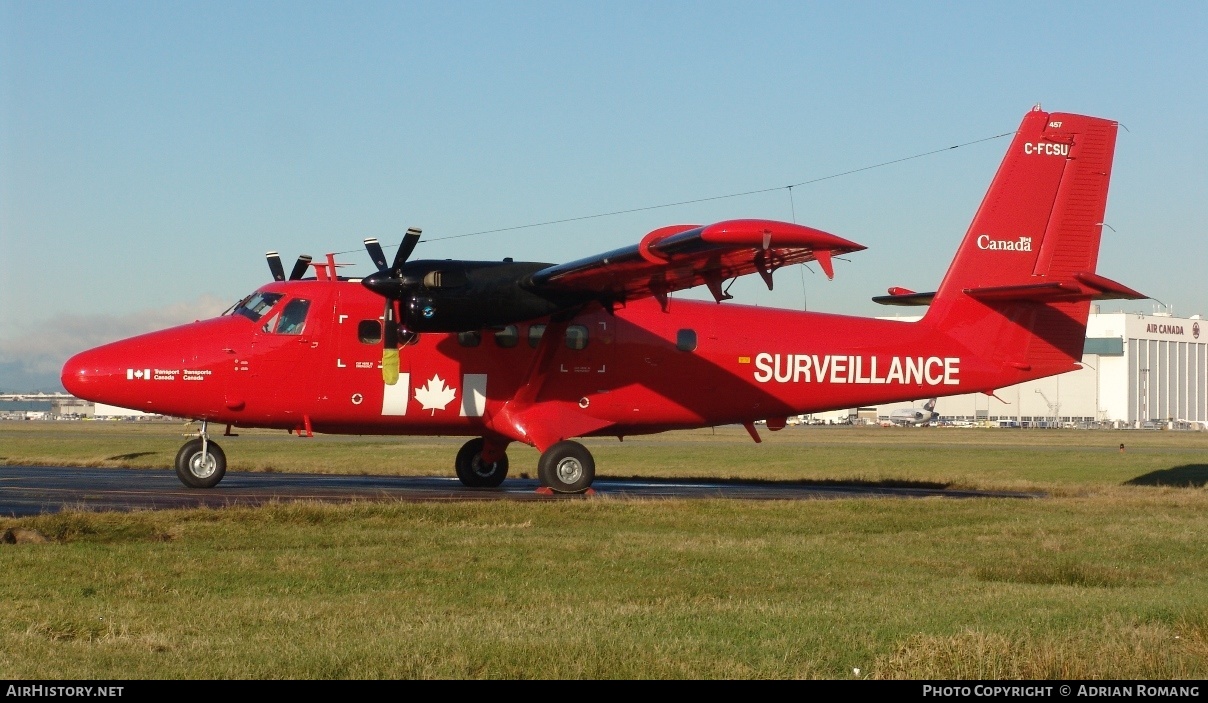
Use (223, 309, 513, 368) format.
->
(923, 107, 1127, 374)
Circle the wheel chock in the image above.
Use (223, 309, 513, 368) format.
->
(533, 487, 598, 496)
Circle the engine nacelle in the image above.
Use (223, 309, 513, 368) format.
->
(367, 260, 591, 333)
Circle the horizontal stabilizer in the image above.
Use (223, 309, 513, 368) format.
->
(1072, 272, 1147, 301)
(872, 287, 936, 306)
(964, 282, 1080, 302)
(963, 272, 1145, 303)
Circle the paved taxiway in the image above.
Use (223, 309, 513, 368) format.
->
(0, 466, 1037, 517)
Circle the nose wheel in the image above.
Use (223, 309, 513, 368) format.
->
(538, 440, 595, 494)
(175, 421, 227, 488)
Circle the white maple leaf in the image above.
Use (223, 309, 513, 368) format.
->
(414, 374, 456, 414)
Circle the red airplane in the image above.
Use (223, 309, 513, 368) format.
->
(62, 107, 1144, 493)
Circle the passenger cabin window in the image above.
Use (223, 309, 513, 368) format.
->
(527, 324, 547, 348)
(457, 330, 481, 347)
(494, 325, 519, 348)
(358, 320, 382, 344)
(676, 329, 697, 352)
(233, 292, 283, 322)
(274, 299, 311, 335)
(565, 325, 589, 350)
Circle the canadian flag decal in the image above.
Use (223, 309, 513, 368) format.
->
(380, 373, 487, 417)
(127, 368, 151, 381)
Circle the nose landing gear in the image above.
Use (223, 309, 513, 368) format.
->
(175, 420, 227, 488)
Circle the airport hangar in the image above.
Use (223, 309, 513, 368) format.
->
(863, 311, 1207, 428)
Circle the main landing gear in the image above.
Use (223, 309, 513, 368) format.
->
(175, 420, 226, 489)
(537, 440, 595, 493)
(455, 437, 509, 488)
(454, 438, 596, 494)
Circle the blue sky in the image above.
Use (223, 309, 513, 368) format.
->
(2, 1, 1205, 390)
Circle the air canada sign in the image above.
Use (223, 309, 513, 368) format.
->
(1147, 323, 1186, 336)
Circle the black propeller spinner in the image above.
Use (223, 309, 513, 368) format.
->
(265, 252, 314, 282)
(362, 228, 422, 385)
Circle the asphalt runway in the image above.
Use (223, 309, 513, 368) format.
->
(0, 465, 1038, 517)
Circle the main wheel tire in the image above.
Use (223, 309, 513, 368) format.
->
(455, 438, 509, 488)
(174, 438, 226, 489)
(537, 440, 595, 494)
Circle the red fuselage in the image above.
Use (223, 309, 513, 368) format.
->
(62, 278, 1028, 446)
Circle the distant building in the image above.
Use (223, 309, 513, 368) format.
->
(1, 394, 159, 420)
(872, 311, 1207, 428)
(51, 398, 93, 418)
(93, 403, 154, 418)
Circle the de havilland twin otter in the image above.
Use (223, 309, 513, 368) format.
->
(62, 107, 1145, 493)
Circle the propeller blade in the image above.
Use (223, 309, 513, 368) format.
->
(288, 255, 313, 281)
(364, 238, 389, 272)
(391, 228, 422, 272)
(383, 300, 399, 348)
(266, 251, 286, 281)
(382, 300, 400, 385)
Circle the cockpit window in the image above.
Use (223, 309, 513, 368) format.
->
(233, 292, 283, 322)
(273, 299, 311, 335)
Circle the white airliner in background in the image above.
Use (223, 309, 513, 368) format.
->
(887, 399, 939, 426)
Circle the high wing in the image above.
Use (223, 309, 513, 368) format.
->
(527, 219, 865, 307)
(356, 219, 866, 354)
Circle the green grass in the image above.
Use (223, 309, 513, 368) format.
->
(2, 422, 1208, 678)
(4, 421, 1207, 492)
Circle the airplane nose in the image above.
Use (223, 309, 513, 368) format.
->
(61, 348, 106, 400)
(59, 317, 245, 417)
(61, 341, 151, 404)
